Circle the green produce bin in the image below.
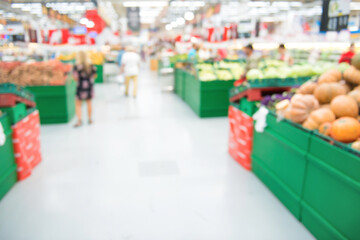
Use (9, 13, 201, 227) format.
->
(0, 164, 17, 201)
(174, 68, 185, 99)
(60, 59, 76, 65)
(94, 64, 104, 84)
(26, 80, 76, 124)
(184, 73, 235, 118)
(0, 103, 27, 125)
(0, 114, 16, 178)
(239, 98, 258, 117)
(301, 133, 360, 240)
(252, 112, 311, 219)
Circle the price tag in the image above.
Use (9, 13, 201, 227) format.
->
(0, 122, 5, 146)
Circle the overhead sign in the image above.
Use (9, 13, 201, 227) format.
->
(321, 0, 350, 32)
(126, 7, 140, 32)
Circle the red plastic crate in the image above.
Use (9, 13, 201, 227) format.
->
(0, 93, 36, 108)
(12, 110, 41, 181)
(228, 105, 254, 170)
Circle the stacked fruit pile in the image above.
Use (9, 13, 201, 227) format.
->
(246, 60, 348, 81)
(0, 60, 71, 86)
(276, 56, 360, 150)
(196, 61, 245, 81)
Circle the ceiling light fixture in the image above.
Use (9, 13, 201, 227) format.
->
(86, 21, 95, 28)
(165, 24, 172, 31)
(123, 1, 168, 7)
(184, 11, 194, 21)
(176, 17, 185, 25)
(80, 18, 89, 25)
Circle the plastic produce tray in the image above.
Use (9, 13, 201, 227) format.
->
(230, 77, 312, 99)
(0, 83, 35, 102)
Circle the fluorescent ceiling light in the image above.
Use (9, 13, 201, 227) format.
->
(248, 1, 270, 7)
(184, 11, 194, 21)
(123, 1, 168, 7)
(86, 21, 95, 28)
(165, 24, 172, 31)
(176, 17, 185, 25)
(80, 18, 89, 24)
(170, 1, 204, 7)
(171, 21, 178, 28)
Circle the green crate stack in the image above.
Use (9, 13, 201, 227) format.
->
(0, 103, 27, 125)
(26, 80, 76, 124)
(301, 133, 360, 240)
(0, 114, 17, 201)
(252, 112, 312, 219)
(94, 64, 104, 84)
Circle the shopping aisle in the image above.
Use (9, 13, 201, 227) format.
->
(0, 68, 314, 240)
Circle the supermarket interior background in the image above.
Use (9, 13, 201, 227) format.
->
(0, 0, 360, 239)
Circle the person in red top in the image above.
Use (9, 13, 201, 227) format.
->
(339, 43, 355, 64)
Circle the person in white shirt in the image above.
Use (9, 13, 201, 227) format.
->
(121, 46, 141, 97)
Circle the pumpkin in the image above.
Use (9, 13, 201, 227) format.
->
(319, 122, 332, 136)
(343, 66, 360, 85)
(351, 140, 360, 151)
(351, 54, 360, 70)
(340, 80, 351, 93)
(318, 69, 342, 84)
(314, 82, 347, 104)
(331, 117, 360, 143)
(285, 94, 319, 123)
(320, 104, 331, 109)
(303, 108, 336, 130)
(348, 89, 360, 106)
(330, 95, 359, 118)
(297, 81, 317, 94)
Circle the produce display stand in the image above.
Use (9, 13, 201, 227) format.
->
(26, 80, 76, 124)
(94, 64, 104, 84)
(0, 113, 17, 201)
(174, 63, 235, 118)
(249, 111, 360, 239)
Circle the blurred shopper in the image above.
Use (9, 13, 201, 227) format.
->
(278, 44, 294, 65)
(339, 43, 356, 64)
(188, 44, 198, 60)
(243, 44, 260, 75)
(198, 45, 210, 60)
(140, 45, 146, 62)
(73, 51, 97, 127)
(117, 46, 126, 66)
(121, 46, 141, 97)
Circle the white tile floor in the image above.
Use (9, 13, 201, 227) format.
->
(0, 68, 314, 240)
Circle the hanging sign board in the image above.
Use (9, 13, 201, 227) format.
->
(321, 0, 350, 32)
(126, 7, 140, 33)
